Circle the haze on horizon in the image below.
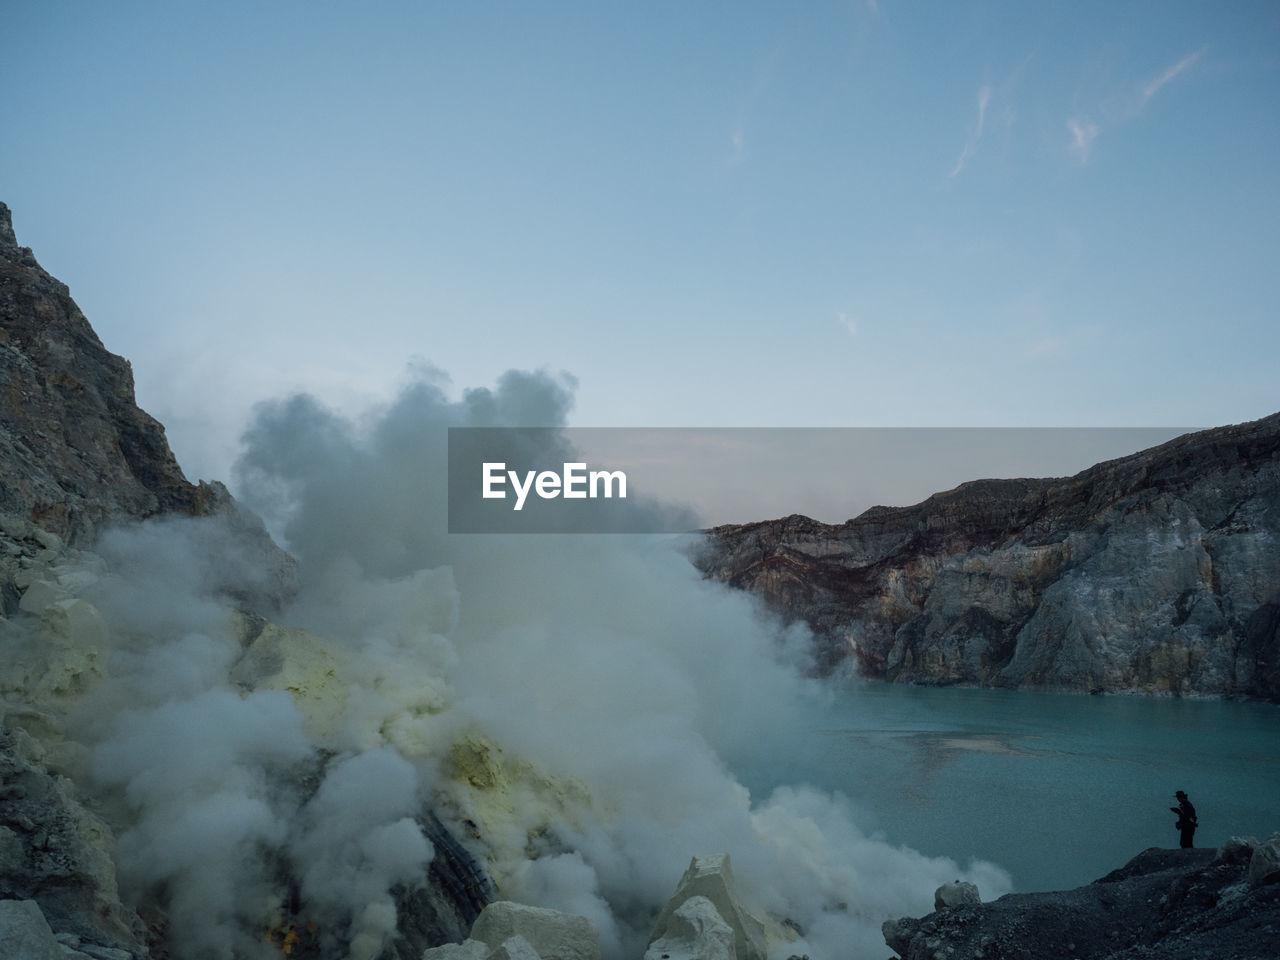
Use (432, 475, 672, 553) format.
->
(3, 2, 1277, 520)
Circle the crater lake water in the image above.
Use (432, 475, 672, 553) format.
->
(756, 683, 1280, 894)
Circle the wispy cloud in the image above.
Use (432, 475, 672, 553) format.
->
(949, 85, 992, 177)
(1067, 48, 1204, 165)
(1141, 49, 1204, 107)
(1067, 116, 1100, 164)
(837, 312, 859, 337)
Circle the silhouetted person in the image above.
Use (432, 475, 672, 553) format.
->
(1170, 790, 1197, 848)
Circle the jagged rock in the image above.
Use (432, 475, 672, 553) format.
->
(0, 203, 294, 619)
(880, 915, 918, 958)
(884, 844, 1280, 960)
(0, 898, 65, 960)
(648, 855, 765, 960)
(644, 895, 736, 960)
(0, 201, 208, 545)
(1248, 833, 1280, 887)
(696, 414, 1280, 699)
(381, 810, 496, 960)
(470, 902, 600, 960)
(0, 729, 145, 953)
(932, 880, 979, 910)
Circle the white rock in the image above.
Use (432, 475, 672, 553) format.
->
(934, 880, 980, 910)
(33, 528, 64, 552)
(1248, 833, 1280, 887)
(648, 855, 765, 960)
(0, 899, 65, 960)
(51, 565, 100, 593)
(470, 901, 600, 960)
(18, 579, 69, 615)
(422, 939, 491, 960)
(644, 895, 735, 960)
(491, 935, 544, 960)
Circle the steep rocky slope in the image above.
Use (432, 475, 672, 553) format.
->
(695, 416, 1280, 699)
(0, 204, 494, 959)
(0, 202, 219, 546)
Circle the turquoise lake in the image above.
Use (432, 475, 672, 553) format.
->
(764, 683, 1280, 893)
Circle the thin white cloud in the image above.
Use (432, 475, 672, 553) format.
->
(1067, 116, 1100, 164)
(1141, 49, 1204, 107)
(837, 312, 860, 336)
(1066, 48, 1204, 166)
(949, 85, 992, 177)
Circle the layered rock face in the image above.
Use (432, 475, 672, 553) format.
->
(696, 416, 1280, 699)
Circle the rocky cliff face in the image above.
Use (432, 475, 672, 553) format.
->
(0, 204, 494, 960)
(0, 202, 219, 547)
(695, 416, 1280, 699)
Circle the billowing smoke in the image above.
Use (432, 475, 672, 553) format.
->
(39, 365, 1008, 960)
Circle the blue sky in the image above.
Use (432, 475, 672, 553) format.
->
(3, 2, 1278, 495)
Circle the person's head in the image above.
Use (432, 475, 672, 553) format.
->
(1175, 790, 1188, 800)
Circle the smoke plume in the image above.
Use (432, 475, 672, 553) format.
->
(37, 365, 1009, 960)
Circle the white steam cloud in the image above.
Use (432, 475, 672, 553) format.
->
(31, 364, 1009, 960)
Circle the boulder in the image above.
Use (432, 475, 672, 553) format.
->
(17, 580, 68, 616)
(0, 899, 64, 960)
(470, 901, 600, 960)
(648, 855, 765, 960)
(491, 935, 544, 960)
(644, 895, 735, 960)
(422, 940, 490, 960)
(933, 880, 980, 910)
(1248, 833, 1280, 887)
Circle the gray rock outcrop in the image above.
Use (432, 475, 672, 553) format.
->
(696, 415, 1280, 699)
(0, 201, 212, 546)
(1247, 833, 1280, 887)
(0, 899, 66, 960)
(0, 729, 145, 954)
(883, 841, 1280, 960)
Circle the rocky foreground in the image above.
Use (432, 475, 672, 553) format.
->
(882, 836, 1280, 960)
(696, 417, 1280, 699)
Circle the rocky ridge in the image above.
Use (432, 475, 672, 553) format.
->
(883, 837, 1280, 960)
(0, 202, 219, 546)
(695, 416, 1280, 699)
